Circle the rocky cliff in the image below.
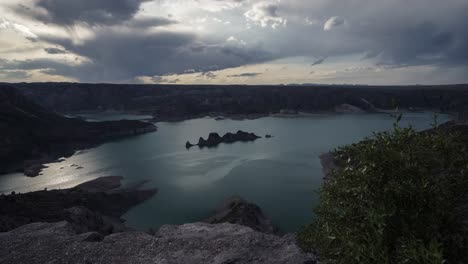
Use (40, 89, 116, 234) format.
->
(10, 83, 468, 121)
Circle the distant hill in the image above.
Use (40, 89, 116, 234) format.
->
(7, 83, 468, 121)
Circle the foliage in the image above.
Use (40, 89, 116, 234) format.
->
(298, 120, 468, 264)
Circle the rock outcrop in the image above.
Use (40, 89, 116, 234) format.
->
(187, 131, 261, 148)
(204, 196, 278, 234)
(0, 85, 157, 176)
(185, 141, 195, 149)
(64, 206, 126, 235)
(319, 152, 337, 181)
(0, 176, 157, 234)
(0, 221, 317, 264)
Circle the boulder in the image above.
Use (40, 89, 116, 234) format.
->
(185, 141, 194, 149)
(204, 196, 278, 234)
(319, 152, 336, 181)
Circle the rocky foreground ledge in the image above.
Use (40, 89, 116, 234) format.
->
(0, 221, 316, 264)
(0, 178, 317, 264)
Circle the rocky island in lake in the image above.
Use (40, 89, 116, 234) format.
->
(186, 130, 261, 149)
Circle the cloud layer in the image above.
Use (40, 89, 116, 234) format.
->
(18, 0, 151, 25)
(0, 0, 467, 84)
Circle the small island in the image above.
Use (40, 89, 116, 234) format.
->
(186, 130, 261, 149)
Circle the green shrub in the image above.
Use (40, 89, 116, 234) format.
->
(298, 122, 468, 264)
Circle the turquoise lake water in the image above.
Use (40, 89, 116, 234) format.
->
(0, 112, 449, 232)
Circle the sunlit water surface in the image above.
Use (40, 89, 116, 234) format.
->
(0, 113, 450, 232)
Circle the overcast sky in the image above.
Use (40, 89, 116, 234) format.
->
(0, 0, 467, 85)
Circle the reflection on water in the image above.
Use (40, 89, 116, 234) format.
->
(0, 113, 450, 232)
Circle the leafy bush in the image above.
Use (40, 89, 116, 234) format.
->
(298, 122, 468, 263)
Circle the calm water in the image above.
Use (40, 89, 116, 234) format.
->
(0, 113, 450, 232)
(65, 112, 153, 122)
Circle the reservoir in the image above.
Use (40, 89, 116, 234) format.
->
(0, 112, 449, 232)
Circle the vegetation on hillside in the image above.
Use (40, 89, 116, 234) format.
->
(299, 119, 468, 263)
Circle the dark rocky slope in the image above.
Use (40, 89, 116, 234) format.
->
(10, 83, 468, 120)
(0, 85, 156, 176)
(0, 176, 157, 234)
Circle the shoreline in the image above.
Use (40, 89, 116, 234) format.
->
(0, 176, 158, 233)
(1, 122, 157, 178)
(1, 109, 455, 180)
(0, 85, 158, 178)
(150, 108, 455, 124)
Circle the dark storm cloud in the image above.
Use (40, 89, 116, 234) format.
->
(259, 3, 280, 18)
(39, 30, 195, 81)
(25, 27, 274, 82)
(220, 45, 271, 62)
(124, 17, 177, 28)
(228, 72, 262, 77)
(215, 0, 245, 2)
(0, 58, 69, 71)
(271, 0, 468, 68)
(311, 57, 327, 66)
(17, 0, 151, 25)
(44, 47, 67, 54)
(354, 21, 458, 67)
